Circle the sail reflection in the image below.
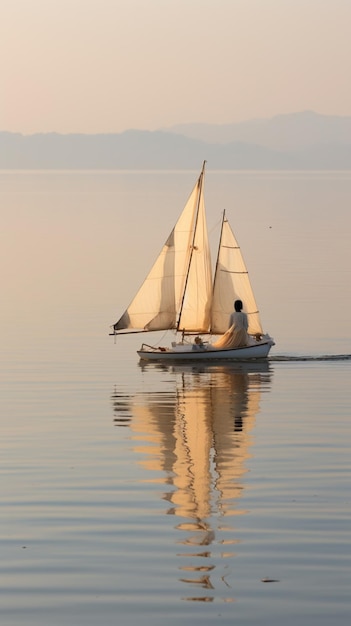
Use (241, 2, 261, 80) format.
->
(112, 362, 272, 601)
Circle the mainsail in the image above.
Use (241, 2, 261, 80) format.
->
(113, 164, 264, 338)
(114, 162, 213, 334)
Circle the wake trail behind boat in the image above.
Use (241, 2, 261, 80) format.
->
(269, 354, 351, 362)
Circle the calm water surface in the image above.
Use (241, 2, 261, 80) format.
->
(1, 171, 350, 625)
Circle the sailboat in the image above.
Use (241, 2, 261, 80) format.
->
(111, 162, 274, 361)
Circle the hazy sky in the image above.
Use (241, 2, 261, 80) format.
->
(2, 0, 351, 134)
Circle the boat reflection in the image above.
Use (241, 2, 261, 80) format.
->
(112, 362, 272, 602)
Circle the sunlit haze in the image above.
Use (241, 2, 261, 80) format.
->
(2, 0, 351, 134)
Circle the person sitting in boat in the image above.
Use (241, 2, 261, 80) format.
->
(229, 299, 248, 340)
(192, 335, 205, 350)
(212, 299, 249, 349)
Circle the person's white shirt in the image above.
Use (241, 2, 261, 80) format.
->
(229, 310, 248, 330)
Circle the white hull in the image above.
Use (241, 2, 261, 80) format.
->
(138, 339, 274, 362)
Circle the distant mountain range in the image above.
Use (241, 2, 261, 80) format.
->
(2, 111, 351, 169)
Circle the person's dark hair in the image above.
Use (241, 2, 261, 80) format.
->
(234, 299, 243, 312)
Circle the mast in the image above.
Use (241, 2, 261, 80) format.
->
(176, 160, 206, 332)
(212, 210, 226, 293)
(208, 210, 226, 335)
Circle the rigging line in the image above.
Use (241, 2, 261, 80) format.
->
(147, 328, 172, 348)
(208, 215, 223, 236)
